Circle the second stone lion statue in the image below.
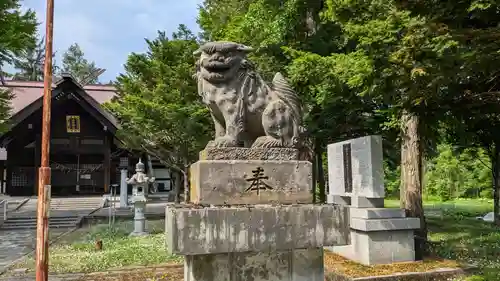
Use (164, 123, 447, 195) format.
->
(193, 41, 304, 149)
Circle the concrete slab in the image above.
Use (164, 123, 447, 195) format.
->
(328, 195, 385, 208)
(350, 208, 405, 219)
(165, 204, 349, 255)
(350, 217, 420, 232)
(189, 160, 313, 205)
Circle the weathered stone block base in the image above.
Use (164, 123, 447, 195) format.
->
(190, 160, 313, 205)
(184, 249, 324, 281)
(166, 204, 349, 255)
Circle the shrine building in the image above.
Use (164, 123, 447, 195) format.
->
(0, 74, 172, 197)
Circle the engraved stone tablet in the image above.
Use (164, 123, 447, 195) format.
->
(189, 160, 313, 205)
(327, 135, 384, 198)
(342, 143, 353, 193)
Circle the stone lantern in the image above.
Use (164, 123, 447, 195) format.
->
(126, 159, 155, 236)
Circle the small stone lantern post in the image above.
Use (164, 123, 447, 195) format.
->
(126, 159, 155, 236)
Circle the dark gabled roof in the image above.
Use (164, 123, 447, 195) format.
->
(3, 74, 119, 131)
(0, 75, 120, 151)
(0, 75, 117, 116)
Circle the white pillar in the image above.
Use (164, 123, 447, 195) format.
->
(120, 169, 128, 208)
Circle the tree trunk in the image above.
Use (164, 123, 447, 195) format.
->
(182, 159, 190, 203)
(400, 109, 427, 260)
(400, 139, 407, 208)
(491, 143, 500, 225)
(315, 145, 326, 203)
(173, 171, 182, 203)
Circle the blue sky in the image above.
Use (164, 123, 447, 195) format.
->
(17, 0, 202, 82)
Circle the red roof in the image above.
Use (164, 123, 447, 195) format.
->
(0, 80, 117, 115)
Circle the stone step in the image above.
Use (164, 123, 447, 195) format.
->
(0, 223, 75, 230)
(2, 221, 77, 227)
(5, 216, 78, 222)
(1, 216, 79, 230)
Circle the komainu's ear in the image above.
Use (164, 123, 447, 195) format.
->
(193, 48, 202, 56)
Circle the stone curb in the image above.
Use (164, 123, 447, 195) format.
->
(0, 263, 184, 280)
(326, 266, 477, 281)
(84, 263, 183, 275)
(0, 226, 80, 276)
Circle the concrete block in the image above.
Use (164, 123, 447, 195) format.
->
(200, 147, 301, 161)
(350, 207, 405, 219)
(351, 196, 384, 208)
(327, 135, 384, 199)
(350, 217, 420, 232)
(184, 249, 324, 281)
(189, 160, 313, 205)
(330, 230, 416, 265)
(327, 194, 351, 205)
(165, 204, 349, 255)
(327, 195, 384, 208)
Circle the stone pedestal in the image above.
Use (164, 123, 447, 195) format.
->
(189, 160, 313, 205)
(130, 197, 148, 237)
(330, 207, 419, 265)
(166, 147, 350, 281)
(326, 136, 420, 265)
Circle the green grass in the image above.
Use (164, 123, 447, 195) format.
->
(11, 219, 182, 274)
(428, 216, 500, 281)
(385, 198, 493, 217)
(386, 198, 499, 281)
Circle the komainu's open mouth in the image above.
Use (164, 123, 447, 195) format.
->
(202, 60, 231, 72)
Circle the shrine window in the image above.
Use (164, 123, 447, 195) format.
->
(66, 115, 80, 133)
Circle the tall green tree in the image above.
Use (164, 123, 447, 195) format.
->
(60, 43, 100, 84)
(421, 0, 500, 224)
(12, 36, 57, 81)
(0, 0, 37, 132)
(106, 25, 212, 202)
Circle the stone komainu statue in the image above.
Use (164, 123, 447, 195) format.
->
(194, 41, 304, 149)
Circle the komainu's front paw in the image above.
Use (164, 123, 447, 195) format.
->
(212, 136, 239, 147)
(251, 136, 284, 148)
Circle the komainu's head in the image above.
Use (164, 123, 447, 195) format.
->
(194, 41, 253, 83)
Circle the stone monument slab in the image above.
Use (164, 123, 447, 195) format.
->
(327, 135, 384, 208)
(165, 204, 349, 255)
(189, 160, 313, 205)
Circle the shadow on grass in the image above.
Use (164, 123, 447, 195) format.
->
(427, 216, 500, 281)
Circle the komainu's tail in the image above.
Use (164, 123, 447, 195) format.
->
(272, 72, 303, 146)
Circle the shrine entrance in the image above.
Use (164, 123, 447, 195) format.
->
(50, 153, 105, 196)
